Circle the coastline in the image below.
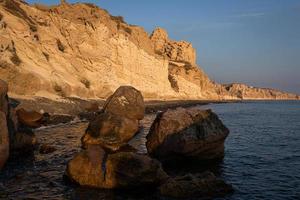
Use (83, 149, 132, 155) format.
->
(11, 95, 299, 117)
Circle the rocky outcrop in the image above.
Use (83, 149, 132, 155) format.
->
(223, 83, 300, 100)
(159, 171, 233, 199)
(150, 28, 196, 65)
(82, 86, 143, 151)
(67, 85, 233, 197)
(0, 0, 297, 101)
(146, 107, 229, 162)
(68, 86, 168, 189)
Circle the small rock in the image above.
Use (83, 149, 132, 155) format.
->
(39, 144, 57, 154)
(16, 108, 43, 128)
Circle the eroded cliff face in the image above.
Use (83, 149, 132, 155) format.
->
(0, 0, 298, 100)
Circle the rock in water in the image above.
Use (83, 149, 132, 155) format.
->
(146, 107, 229, 162)
(103, 86, 145, 120)
(105, 151, 168, 188)
(66, 145, 107, 188)
(159, 171, 233, 199)
(82, 112, 139, 151)
(66, 145, 168, 189)
(0, 111, 9, 170)
(0, 80, 8, 116)
(16, 108, 43, 128)
(10, 127, 37, 153)
(82, 86, 144, 151)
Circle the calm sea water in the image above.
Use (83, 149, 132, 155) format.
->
(205, 101, 300, 200)
(0, 101, 299, 199)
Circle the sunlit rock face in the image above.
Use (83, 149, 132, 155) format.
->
(0, 0, 298, 100)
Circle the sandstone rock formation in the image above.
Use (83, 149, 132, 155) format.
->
(159, 171, 233, 199)
(146, 107, 229, 162)
(66, 145, 167, 189)
(0, 0, 297, 101)
(223, 83, 300, 100)
(82, 86, 143, 151)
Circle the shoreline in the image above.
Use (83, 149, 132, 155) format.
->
(10, 96, 298, 116)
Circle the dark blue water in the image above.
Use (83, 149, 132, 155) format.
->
(0, 101, 299, 199)
(203, 101, 300, 200)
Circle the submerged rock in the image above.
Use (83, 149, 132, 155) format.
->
(103, 86, 145, 120)
(66, 145, 167, 189)
(159, 171, 233, 199)
(146, 107, 229, 162)
(39, 144, 57, 154)
(0, 111, 9, 170)
(82, 112, 139, 151)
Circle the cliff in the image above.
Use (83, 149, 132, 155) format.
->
(0, 0, 298, 100)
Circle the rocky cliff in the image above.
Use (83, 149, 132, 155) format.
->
(0, 0, 298, 100)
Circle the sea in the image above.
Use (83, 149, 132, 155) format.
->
(0, 101, 299, 200)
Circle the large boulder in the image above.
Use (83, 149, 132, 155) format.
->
(81, 112, 139, 151)
(66, 145, 168, 189)
(0, 111, 9, 170)
(103, 86, 145, 120)
(146, 107, 229, 162)
(159, 171, 233, 199)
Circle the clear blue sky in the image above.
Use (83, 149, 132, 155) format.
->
(27, 0, 300, 94)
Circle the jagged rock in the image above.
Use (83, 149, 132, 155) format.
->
(159, 171, 233, 199)
(66, 145, 168, 189)
(103, 86, 145, 120)
(81, 112, 139, 151)
(150, 28, 196, 65)
(16, 108, 43, 128)
(0, 111, 9, 170)
(146, 107, 229, 162)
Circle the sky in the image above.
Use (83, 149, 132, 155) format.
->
(27, 0, 300, 94)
